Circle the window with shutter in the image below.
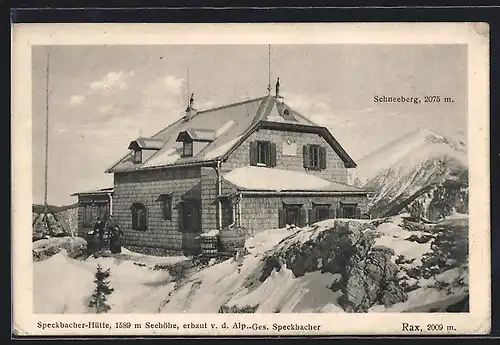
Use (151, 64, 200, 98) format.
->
(307, 144, 321, 170)
(313, 203, 332, 222)
(249, 141, 258, 166)
(160, 194, 172, 220)
(282, 204, 302, 227)
(131, 203, 147, 231)
(340, 203, 357, 219)
(254, 141, 272, 166)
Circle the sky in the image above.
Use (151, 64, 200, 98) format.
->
(31, 44, 467, 206)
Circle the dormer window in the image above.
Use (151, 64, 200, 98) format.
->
(176, 128, 215, 158)
(183, 141, 193, 157)
(134, 149, 142, 164)
(128, 137, 163, 165)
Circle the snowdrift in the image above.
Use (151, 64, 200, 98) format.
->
(33, 216, 468, 314)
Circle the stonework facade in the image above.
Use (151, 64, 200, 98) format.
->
(112, 167, 201, 253)
(221, 128, 348, 183)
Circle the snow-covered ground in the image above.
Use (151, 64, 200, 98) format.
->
(33, 248, 187, 314)
(33, 215, 468, 314)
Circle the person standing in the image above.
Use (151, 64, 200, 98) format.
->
(109, 224, 124, 254)
(105, 215, 118, 251)
(93, 217, 106, 250)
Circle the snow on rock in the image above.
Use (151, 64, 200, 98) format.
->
(374, 222, 434, 261)
(224, 268, 344, 313)
(33, 216, 468, 314)
(245, 228, 297, 255)
(33, 236, 87, 262)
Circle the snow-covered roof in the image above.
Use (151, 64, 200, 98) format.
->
(105, 95, 357, 173)
(128, 137, 164, 150)
(223, 166, 367, 193)
(71, 187, 113, 196)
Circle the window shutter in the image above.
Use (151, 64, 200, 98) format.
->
(355, 206, 361, 219)
(163, 196, 172, 220)
(319, 146, 327, 170)
(141, 207, 148, 231)
(336, 206, 343, 219)
(249, 141, 258, 166)
(298, 208, 307, 227)
(178, 203, 184, 232)
(270, 142, 277, 167)
(328, 207, 337, 219)
(303, 145, 310, 168)
(131, 206, 137, 230)
(308, 209, 316, 225)
(278, 209, 287, 228)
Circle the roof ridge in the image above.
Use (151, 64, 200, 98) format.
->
(195, 95, 269, 115)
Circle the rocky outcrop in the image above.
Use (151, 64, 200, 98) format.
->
(33, 236, 87, 262)
(340, 246, 407, 312)
(259, 220, 408, 312)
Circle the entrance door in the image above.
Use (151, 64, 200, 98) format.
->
(179, 200, 201, 233)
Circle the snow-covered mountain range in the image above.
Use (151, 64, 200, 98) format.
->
(350, 128, 468, 220)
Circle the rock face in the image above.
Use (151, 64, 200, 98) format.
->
(33, 236, 88, 262)
(341, 246, 406, 312)
(260, 220, 408, 312)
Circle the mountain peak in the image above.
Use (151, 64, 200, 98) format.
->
(351, 127, 467, 186)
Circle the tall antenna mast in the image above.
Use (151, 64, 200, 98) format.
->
(267, 44, 272, 95)
(186, 67, 190, 106)
(32, 49, 69, 237)
(44, 51, 50, 207)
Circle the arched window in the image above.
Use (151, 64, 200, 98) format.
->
(131, 203, 147, 231)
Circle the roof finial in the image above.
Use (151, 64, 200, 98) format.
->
(267, 44, 272, 95)
(189, 93, 194, 108)
(275, 77, 280, 97)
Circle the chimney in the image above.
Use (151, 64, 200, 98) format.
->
(184, 93, 197, 121)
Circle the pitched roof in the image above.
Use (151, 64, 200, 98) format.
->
(105, 95, 356, 173)
(223, 166, 367, 193)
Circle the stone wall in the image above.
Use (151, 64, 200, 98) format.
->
(221, 128, 349, 183)
(239, 194, 369, 232)
(112, 166, 202, 252)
